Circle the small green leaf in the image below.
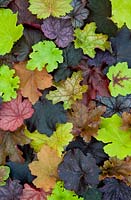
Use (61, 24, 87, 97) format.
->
(107, 62, 131, 97)
(0, 166, 10, 186)
(0, 8, 23, 55)
(74, 22, 111, 58)
(26, 41, 63, 72)
(0, 65, 20, 101)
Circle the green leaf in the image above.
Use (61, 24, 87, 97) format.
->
(0, 65, 20, 101)
(47, 181, 84, 200)
(28, 0, 73, 19)
(25, 123, 73, 156)
(26, 41, 63, 72)
(0, 8, 23, 55)
(95, 114, 131, 159)
(46, 71, 88, 109)
(0, 166, 10, 186)
(107, 62, 131, 97)
(74, 22, 111, 58)
(110, 0, 131, 29)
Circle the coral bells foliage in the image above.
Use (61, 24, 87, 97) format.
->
(1, 0, 131, 199)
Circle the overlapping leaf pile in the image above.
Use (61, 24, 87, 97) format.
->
(0, 0, 131, 199)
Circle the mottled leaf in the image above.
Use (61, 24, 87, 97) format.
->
(0, 166, 10, 186)
(0, 0, 13, 7)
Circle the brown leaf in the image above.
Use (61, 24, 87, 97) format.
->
(67, 101, 106, 142)
(29, 145, 62, 191)
(0, 126, 30, 165)
(14, 62, 53, 104)
(121, 111, 131, 131)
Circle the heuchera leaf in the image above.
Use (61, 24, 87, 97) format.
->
(82, 187, 102, 200)
(20, 184, 49, 200)
(41, 17, 74, 48)
(96, 95, 131, 117)
(0, 0, 13, 7)
(14, 62, 53, 104)
(0, 94, 34, 131)
(0, 166, 10, 186)
(47, 181, 84, 200)
(25, 123, 73, 156)
(121, 112, 131, 131)
(46, 71, 88, 110)
(28, 0, 73, 19)
(99, 178, 131, 200)
(0, 9, 23, 55)
(74, 22, 111, 58)
(0, 179, 23, 200)
(110, 0, 131, 28)
(26, 41, 63, 72)
(95, 114, 131, 159)
(107, 62, 131, 97)
(0, 65, 20, 102)
(58, 149, 100, 194)
(29, 145, 62, 192)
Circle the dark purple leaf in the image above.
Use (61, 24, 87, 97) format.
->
(41, 17, 74, 48)
(0, 0, 13, 7)
(82, 187, 102, 200)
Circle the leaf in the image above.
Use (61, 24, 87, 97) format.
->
(88, 0, 117, 37)
(28, 0, 73, 19)
(0, 127, 30, 165)
(82, 187, 102, 200)
(0, 0, 13, 7)
(47, 181, 84, 200)
(58, 149, 100, 194)
(96, 94, 131, 117)
(25, 123, 73, 156)
(0, 179, 23, 200)
(14, 62, 53, 104)
(46, 71, 88, 110)
(0, 65, 20, 102)
(95, 114, 131, 159)
(107, 62, 131, 97)
(0, 9, 23, 55)
(41, 17, 74, 48)
(121, 112, 131, 131)
(0, 166, 10, 186)
(20, 184, 49, 200)
(68, 0, 89, 28)
(0, 94, 34, 131)
(99, 178, 131, 200)
(26, 40, 63, 72)
(29, 145, 62, 191)
(67, 101, 106, 142)
(74, 22, 111, 58)
(110, 0, 131, 28)
(25, 90, 67, 136)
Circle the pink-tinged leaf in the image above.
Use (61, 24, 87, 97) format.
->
(0, 94, 34, 131)
(20, 184, 50, 200)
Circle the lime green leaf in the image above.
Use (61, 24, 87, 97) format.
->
(0, 166, 10, 186)
(0, 65, 20, 101)
(74, 22, 111, 58)
(28, 0, 73, 19)
(25, 123, 73, 156)
(46, 71, 87, 109)
(0, 8, 23, 55)
(107, 62, 131, 97)
(26, 41, 63, 72)
(110, 0, 131, 28)
(47, 181, 84, 200)
(95, 114, 131, 159)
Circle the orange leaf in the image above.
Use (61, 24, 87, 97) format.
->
(14, 62, 53, 104)
(29, 145, 62, 191)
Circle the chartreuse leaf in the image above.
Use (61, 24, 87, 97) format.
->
(0, 8, 23, 55)
(25, 123, 73, 156)
(95, 114, 131, 159)
(47, 181, 84, 200)
(28, 0, 73, 19)
(46, 71, 88, 109)
(0, 65, 20, 101)
(110, 0, 131, 28)
(74, 22, 111, 58)
(0, 166, 10, 186)
(26, 41, 63, 72)
(107, 62, 131, 97)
